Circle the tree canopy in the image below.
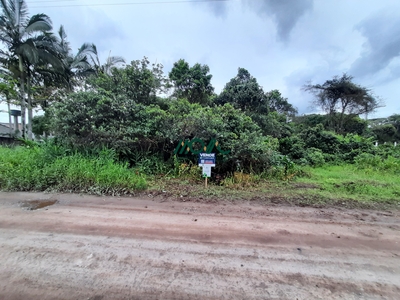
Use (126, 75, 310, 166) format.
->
(216, 68, 267, 113)
(266, 89, 297, 116)
(169, 59, 214, 105)
(304, 73, 382, 133)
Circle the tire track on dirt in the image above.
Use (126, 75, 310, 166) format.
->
(0, 192, 399, 299)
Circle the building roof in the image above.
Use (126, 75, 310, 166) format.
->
(0, 122, 22, 130)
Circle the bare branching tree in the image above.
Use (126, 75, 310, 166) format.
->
(303, 74, 384, 133)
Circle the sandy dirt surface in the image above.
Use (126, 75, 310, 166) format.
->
(0, 192, 399, 300)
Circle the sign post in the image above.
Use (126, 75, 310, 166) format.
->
(198, 153, 215, 188)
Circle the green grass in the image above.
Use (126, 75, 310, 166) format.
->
(2, 144, 399, 210)
(296, 165, 400, 205)
(0, 145, 147, 195)
(145, 164, 400, 210)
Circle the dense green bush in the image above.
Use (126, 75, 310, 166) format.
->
(165, 101, 280, 174)
(53, 94, 279, 174)
(52, 90, 170, 155)
(354, 153, 400, 174)
(373, 143, 400, 159)
(299, 124, 341, 155)
(279, 135, 306, 160)
(280, 124, 376, 165)
(304, 148, 325, 167)
(45, 57, 398, 180)
(262, 152, 302, 180)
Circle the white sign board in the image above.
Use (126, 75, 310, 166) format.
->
(201, 165, 212, 178)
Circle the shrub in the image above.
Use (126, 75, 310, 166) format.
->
(305, 148, 325, 167)
(354, 153, 400, 174)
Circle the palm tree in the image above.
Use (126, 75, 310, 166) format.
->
(101, 52, 125, 75)
(0, 0, 53, 138)
(89, 46, 125, 76)
(56, 25, 97, 90)
(29, 26, 97, 121)
(27, 32, 67, 139)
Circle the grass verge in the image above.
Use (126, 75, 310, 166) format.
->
(0, 146, 147, 195)
(145, 165, 400, 210)
(2, 144, 399, 210)
(296, 165, 400, 205)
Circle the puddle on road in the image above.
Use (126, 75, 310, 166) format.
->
(20, 199, 58, 210)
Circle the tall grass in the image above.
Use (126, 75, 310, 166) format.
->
(0, 144, 147, 195)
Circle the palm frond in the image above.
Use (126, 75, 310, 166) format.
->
(35, 33, 64, 56)
(0, 65, 12, 76)
(71, 62, 88, 70)
(103, 55, 125, 75)
(0, 0, 16, 27)
(58, 25, 71, 55)
(0, 0, 12, 20)
(15, 39, 38, 64)
(58, 24, 67, 41)
(107, 55, 125, 66)
(74, 68, 96, 78)
(76, 42, 100, 69)
(0, 11, 12, 29)
(91, 43, 98, 56)
(91, 43, 100, 67)
(24, 14, 52, 34)
(70, 58, 90, 70)
(0, 31, 13, 45)
(16, 0, 29, 28)
(77, 42, 97, 57)
(37, 50, 64, 72)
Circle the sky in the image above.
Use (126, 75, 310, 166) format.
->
(1, 0, 400, 122)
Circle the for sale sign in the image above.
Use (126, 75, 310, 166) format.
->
(198, 153, 216, 166)
(198, 153, 215, 178)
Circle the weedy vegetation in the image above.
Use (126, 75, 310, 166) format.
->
(0, 143, 146, 195)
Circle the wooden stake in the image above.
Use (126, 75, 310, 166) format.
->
(205, 177, 208, 188)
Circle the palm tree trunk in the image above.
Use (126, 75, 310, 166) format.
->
(27, 75, 33, 140)
(7, 100, 12, 136)
(18, 55, 26, 139)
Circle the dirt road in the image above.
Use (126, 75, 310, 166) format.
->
(0, 192, 399, 300)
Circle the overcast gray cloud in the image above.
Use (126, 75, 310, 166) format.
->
(350, 10, 400, 81)
(64, 8, 126, 57)
(190, 0, 229, 17)
(243, 0, 313, 41)
(193, 0, 313, 41)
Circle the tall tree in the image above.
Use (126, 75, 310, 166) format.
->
(0, 0, 53, 138)
(169, 59, 214, 105)
(88, 57, 167, 105)
(304, 73, 382, 133)
(266, 89, 297, 117)
(32, 26, 106, 114)
(26, 31, 65, 139)
(34, 26, 97, 98)
(216, 68, 266, 112)
(56, 26, 96, 90)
